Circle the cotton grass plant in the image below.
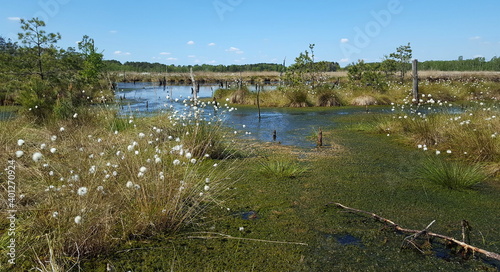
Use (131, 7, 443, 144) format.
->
(378, 90, 499, 166)
(0, 103, 241, 270)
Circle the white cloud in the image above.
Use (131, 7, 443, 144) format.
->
(7, 17, 21, 21)
(160, 52, 171, 55)
(114, 51, 131, 56)
(208, 60, 217, 64)
(340, 38, 349, 43)
(469, 36, 481, 40)
(227, 47, 244, 54)
(187, 55, 196, 58)
(187, 41, 195, 45)
(208, 42, 216, 46)
(109, 30, 118, 34)
(340, 58, 350, 63)
(167, 57, 178, 61)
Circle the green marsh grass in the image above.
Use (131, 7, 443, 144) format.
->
(421, 157, 488, 190)
(257, 158, 307, 179)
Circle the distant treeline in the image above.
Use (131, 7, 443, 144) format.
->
(419, 57, 500, 71)
(104, 57, 500, 74)
(103, 60, 341, 73)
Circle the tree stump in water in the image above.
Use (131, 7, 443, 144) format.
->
(317, 128, 323, 147)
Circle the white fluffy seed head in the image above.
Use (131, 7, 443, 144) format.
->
(15, 151, 24, 158)
(77, 187, 88, 196)
(32, 152, 43, 162)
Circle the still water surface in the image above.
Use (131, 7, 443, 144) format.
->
(115, 83, 389, 147)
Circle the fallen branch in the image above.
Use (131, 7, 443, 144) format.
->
(330, 202, 500, 261)
(401, 220, 435, 252)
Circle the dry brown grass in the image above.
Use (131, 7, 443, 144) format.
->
(417, 70, 500, 79)
(351, 95, 378, 106)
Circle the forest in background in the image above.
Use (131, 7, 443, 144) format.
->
(101, 56, 500, 73)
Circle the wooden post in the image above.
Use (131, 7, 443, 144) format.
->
(257, 84, 261, 121)
(273, 130, 277, 141)
(461, 220, 471, 244)
(317, 128, 323, 147)
(412, 59, 419, 103)
(190, 67, 198, 101)
(239, 71, 243, 90)
(279, 57, 286, 87)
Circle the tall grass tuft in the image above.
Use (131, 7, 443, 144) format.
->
(315, 86, 344, 107)
(257, 158, 307, 179)
(285, 88, 310, 107)
(421, 157, 488, 190)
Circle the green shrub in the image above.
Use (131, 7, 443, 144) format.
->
(18, 78, 57, 119)
(52, 98, 76, 119)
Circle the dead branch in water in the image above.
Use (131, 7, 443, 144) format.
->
(330, 202, 500, 261)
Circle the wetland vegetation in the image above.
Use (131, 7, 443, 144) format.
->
(1, 19, 499, 271)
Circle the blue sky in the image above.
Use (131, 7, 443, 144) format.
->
(1, 0, 499, 66)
